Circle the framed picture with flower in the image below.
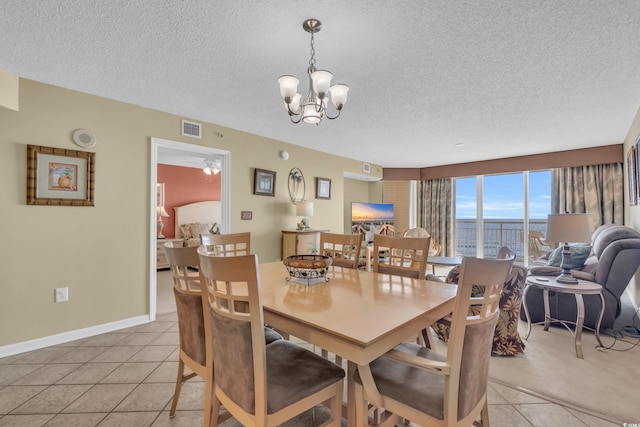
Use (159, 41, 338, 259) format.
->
(26, 144, 95, 206)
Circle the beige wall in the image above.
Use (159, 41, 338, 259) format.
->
(0, 78, 382, 348)
(0, 69, 19, 111)
(623, 106, 640, 305)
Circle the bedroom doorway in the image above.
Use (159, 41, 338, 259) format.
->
(150, 137, 230, 320)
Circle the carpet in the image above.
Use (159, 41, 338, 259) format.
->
(488, 291, 640, 424)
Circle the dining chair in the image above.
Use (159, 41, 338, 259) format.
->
(199, 232, 283, 344)
(354, 256, 513, 427)
(318, 232, 363, 366)
(423, 247, 515, 349)
(163, 242, 222, 427)
(200, 232, 251, 256)
(198, 253, 345, 427)
(319, 232, 363, 270)
(373, 234, 431, 280)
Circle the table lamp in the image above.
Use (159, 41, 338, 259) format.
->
(157, 205, 170, 239)
(545, 213, 591, 284)
(296, 201, 314, 230)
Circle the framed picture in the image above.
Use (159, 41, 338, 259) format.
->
(627, 145, 637, 206)
(636, 136, 640, 201)
(156, 183, 165, 207)
(316, 177, 332, 200)
(253, 168, 276, 197)
(26, 144, 95, 206)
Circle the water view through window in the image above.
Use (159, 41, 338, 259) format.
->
(455, 171, 551, 261)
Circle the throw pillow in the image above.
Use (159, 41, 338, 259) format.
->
(546, 245, 591, 269)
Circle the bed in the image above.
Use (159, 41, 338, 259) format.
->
(174, 201, 222, 246)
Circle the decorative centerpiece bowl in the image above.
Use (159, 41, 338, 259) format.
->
(283, 255, 332, 284)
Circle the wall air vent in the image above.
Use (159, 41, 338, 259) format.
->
(362, 162, 371, 173)
(181, 120, 202, 139)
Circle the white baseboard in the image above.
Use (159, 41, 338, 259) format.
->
(0, 315, 151, 358)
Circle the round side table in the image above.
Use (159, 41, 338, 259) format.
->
(523, 275, 605, 359)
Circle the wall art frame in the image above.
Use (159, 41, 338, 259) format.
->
(636, 136, 640, 201)
(627, 145, 637, 206)
(27, 144, 95, 206)
(316, 177, 332, 200)
(253, 168, 276, 197)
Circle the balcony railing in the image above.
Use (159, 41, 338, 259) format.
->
(455, 219, 550, 261)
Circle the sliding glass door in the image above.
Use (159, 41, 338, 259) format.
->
(455, 170, 551, 262)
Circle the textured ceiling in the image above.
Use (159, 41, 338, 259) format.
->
(1, 1, 639, 168)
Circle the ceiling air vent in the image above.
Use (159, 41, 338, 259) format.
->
(181, 120, 202, 139)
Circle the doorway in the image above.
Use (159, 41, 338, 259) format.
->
(150, 137, 230, 320)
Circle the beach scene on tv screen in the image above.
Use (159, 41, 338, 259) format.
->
(351, 202, 395, 242)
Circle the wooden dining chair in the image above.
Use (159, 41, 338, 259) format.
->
(198, 253, 345, 427)
(318, 232, 363, 365)
(319, 232, 363, 270)
(198, 232, 283, 344)
(373, 234, 431, 280)
(200, 232, 251, 257)
(354, 256, 513, 427)
(163, 242, 222, 427)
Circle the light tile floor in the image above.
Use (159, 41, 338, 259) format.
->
(0, 310, 621, 427)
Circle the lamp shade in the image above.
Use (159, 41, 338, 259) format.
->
(310, 70, 333, 96)
(278, 75, 299, 99)
(157, 205, 169, 217)
(545, 213, 591, 243)
(329, 84, 349, 108)
(296, 201, 314, 217)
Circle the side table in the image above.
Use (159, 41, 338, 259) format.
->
(522, 275, 605, 359)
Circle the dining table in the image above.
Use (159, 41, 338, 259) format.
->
(258, 261, 458, 427)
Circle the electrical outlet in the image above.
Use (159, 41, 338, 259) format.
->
(55, 287, 68, 303)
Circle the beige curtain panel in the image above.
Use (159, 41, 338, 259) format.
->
(417, 178, 454, 256)
(552, 162, 624, 228)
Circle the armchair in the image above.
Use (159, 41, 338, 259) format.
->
(523, 224, 640, 330)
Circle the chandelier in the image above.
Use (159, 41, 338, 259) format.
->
(278, 19, 349, 125)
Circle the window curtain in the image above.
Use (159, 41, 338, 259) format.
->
(552, 162, 624, 229)
(417, 178, 454, 256)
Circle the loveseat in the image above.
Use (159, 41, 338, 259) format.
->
(521, 224, 640, 330)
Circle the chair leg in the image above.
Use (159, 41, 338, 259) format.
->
(329, 382, 344, 427)
(169, 359, 185, 417)
(473, 400, 490, 427)
(354, 381, 367, 427)
(203, 377, 213, 427)
(420, 327, 436, 349)
(210, 395, 222, 427)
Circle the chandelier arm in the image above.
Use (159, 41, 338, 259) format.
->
(288, 113, 302, 124)
(285, 102, 302, 117)
(324, 107, 343, 120)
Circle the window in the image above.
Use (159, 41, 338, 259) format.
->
(455, 171, 551, 262)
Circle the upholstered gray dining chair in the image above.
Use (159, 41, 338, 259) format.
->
(198, 253, 345, 427)
(354, 256, 513, 427)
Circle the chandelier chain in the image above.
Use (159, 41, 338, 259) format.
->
(308, 31, 316, 71)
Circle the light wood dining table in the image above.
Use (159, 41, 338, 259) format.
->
(258, 261, 458, 427)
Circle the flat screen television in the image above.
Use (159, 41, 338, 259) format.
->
(351, 202, 395, 243)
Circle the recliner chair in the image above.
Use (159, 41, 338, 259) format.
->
(522, 224, 640, 330)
